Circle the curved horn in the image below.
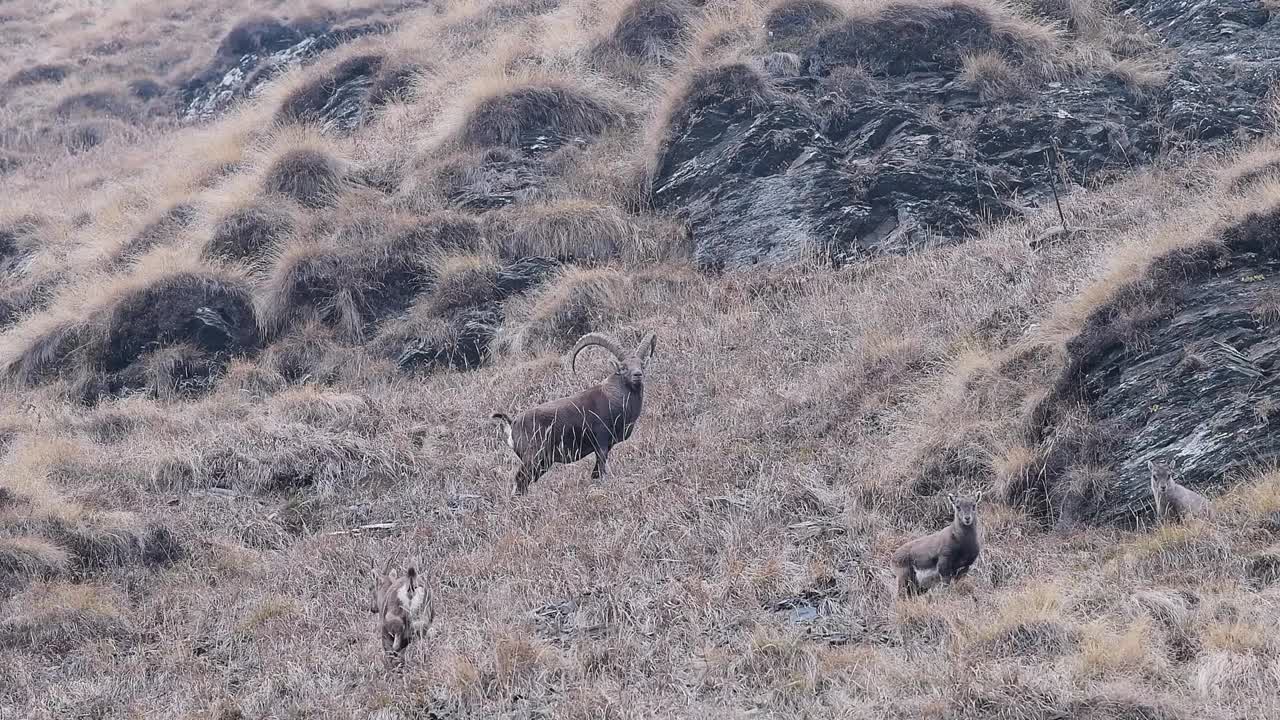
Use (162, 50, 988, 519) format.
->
(570, 333, 625, 374)
(634, 331, 656, 362)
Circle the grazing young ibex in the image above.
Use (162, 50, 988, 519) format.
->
(369, 559, 432, 669)
(491, 331, 657, 495)
(892, 492, 983, 598)
(1149, 460, 1212, 523)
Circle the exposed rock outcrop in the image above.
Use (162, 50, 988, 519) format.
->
(652, 0, 1280, 270)
(180, 16, 389, 122)
(1039, 204, 1280, 526)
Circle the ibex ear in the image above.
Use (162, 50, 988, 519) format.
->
(975, 489, 984, 503)
(946, 492, 956, 506)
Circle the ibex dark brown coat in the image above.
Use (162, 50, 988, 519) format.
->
(892, 492, 982, 598)
(491, 331, 656, 495)
(369, 560, 432, 669)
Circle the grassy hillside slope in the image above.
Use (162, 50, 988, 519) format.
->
(2, 0, 1280, 718)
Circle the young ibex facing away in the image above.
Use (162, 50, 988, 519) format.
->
(1149, 460, 1212, 523)
(491, 331, 657, 495)
(892, 492, 982, 598)
(369, 560, 432, 669)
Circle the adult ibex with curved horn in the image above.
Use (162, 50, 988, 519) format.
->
(491, 330, 657, 495)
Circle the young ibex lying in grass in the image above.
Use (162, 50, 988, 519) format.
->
(1149, 460, 1212, 523)
(369, 559, 432, 669)
(491, 331, 657, 495)
(892, 492, 982, 598)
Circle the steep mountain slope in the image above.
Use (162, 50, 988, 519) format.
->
(1, 0, 1280, 718)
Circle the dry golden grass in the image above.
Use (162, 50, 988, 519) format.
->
(0, 0, 1275, 717)
(493, 266, 637, 356)
(960, 50, 1029, 100)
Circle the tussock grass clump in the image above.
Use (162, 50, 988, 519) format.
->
(963, 583, 1080, 659)
(667, 61, 774, 117)
(412, 145, 548, 211)
(373, 253, 560, 374)
(0, 438, 184, 578)
(393, 212, 486, 255)
(273, 41, 422, 129)
(495, 266, 634, 355)
(202, 202, 296, 267)
(0, 214, 45, 271)
(486, 199, 640, 262)
(52, 86, 139, 120)
(117, 343, 223, 400)
(375, 307, 499, 373)
(3, 262, 259, 394)
(260, 212, 471, 340)
(764, 0, 844, 51)
(367, 63, 422, 107)
(261, 146, 348, 210)
(2, 318, 100, 386)
(111, 202, 201, 268)
(95, 267, 260, 374)
(127, 78, 165, 101)
(0, 583, 133, 655)
(453, 79, 630, 148)
(262, 322, 352, 385)
(0, 538, 69, 589)
(1220, 145, 1280, 193)
(810, 1, 1059, 76)
(1074, 618, 1165, 679)
(593, 0, 695, 65)
(1028, 0, 1157, 63)
(267, 386, 378, 432)
(271, 46, 421, 133)
(60, 118, 136, 154)
(0, 150, 28, 175)
(216, 15, 302, 58)
(0, 276, 55, 331)
(151, 413, 415, 496)
(1109, 522, 1238, 582)
(422, 253, 504, 317)
(277, 53, 387, 125)
(960, 50, 1029, 100)
(5, 63, 71, 88)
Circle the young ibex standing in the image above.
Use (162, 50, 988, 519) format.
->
(491, 331, 657, 495)
(892, 492, 983, 598)
(1149, 460, 1212, 523)
(369, 559, 432, 669)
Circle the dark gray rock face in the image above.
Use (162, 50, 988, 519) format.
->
(180, 18, 388, 122)
(436, 139, 588, 214)
(1127, 0, 1280, 144)
(653, 95, 867, 269)
(652, 0, 1280, 270)
(1043, 206, 1280, 527)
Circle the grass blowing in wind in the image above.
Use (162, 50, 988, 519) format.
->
(1, 0, 1280, 717)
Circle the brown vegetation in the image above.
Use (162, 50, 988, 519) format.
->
(0, 0, 1276, 717)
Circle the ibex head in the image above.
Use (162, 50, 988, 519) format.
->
(570, 331, 657, 390)
(947, 491, 982, 527)
(1149, 459, 1175, 494)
